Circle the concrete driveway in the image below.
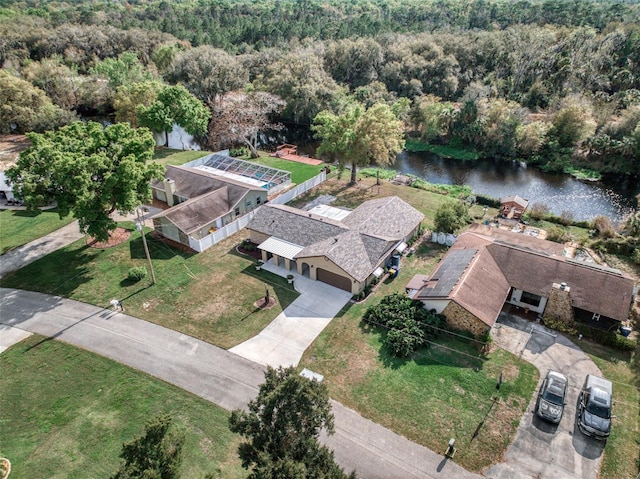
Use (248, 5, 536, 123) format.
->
(230, 261, 352, 367)
(486, 312, 605, 479)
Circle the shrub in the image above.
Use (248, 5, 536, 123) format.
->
(475, 194, 501, 208)
(546, 226, 570, 243)
(633, 248, 640, 265)
(576, 324, 637, 351)
(528, 202, 550, 220)
(364, 293, 443, 357)
(591, 215, 616, 239)
(127, 266, 147, 282)
(542, 316, 578, 336)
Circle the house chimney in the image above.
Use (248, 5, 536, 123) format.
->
(163, 179, 176, 207)
(544, 282, 575, 327)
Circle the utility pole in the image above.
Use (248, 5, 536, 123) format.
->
(136, 207, 156, 285)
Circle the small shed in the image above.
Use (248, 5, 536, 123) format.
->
(500, 195, 529, 220)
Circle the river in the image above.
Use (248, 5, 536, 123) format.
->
(392, 151, 638, 222)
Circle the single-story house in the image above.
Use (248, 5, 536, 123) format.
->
(500, 195, 529, 220)
(150, 164, 267, 245)
(246, 196, 424, 294)
(410, 223, 635, 336)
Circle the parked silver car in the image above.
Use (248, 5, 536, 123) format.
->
(536, 370, 568, 423)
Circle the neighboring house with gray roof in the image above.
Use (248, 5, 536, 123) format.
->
(410, 224, 635, 336)
(247, 196, 424, 294)
(150, 165, 267, 246)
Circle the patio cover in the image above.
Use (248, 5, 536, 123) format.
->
(258, 237, 304, 260)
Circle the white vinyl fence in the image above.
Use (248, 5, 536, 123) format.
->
(188, 170, 327, 252)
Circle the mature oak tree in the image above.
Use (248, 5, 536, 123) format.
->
(207, 90, 285, 158)
(229, 366, 354, 479)
(7, 121, 164, 242)
(312, 101, 404, 185)
(137, 84, 210, 147)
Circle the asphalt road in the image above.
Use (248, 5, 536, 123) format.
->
(0, 287, 481, 479)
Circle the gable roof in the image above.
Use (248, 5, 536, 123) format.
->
(152, 165, 263, 200)
(486, 242, 633, 321)
(501, 195, 529, 208)
(416, 227, 635, 325)
(151, 165, 265, 234)
(158, 187, 245, 234)
(248, 197, 424, 282)
(343, 196, 425, 239)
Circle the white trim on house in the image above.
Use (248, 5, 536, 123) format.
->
(258, 237, 305, 260)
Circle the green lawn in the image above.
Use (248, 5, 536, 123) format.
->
(153, 147, 211, 166)
(244, 152, 325, 184)
(299, 241, 539, 472)
(0, 208, 74, 254)
(0, 335, 244, 479)
(0, 225, 299, 350)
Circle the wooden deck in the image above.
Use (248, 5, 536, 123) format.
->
(272, 144, 324, 166)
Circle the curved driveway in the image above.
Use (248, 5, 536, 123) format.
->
(486, 313, 605, 479)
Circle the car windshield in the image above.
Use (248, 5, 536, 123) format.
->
(586, 402, 610, 419)
(542, 390, 564, 404)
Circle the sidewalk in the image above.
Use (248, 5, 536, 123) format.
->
(0, 221, 83, 278)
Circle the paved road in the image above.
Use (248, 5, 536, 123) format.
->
(0, 288, 481, 479)
(486, 312, 605, 479)
(230, 261, 352, 367)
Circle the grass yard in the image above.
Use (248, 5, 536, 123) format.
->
(577, 341, 640, 479)
(0, 208, 74, 254)
(0, 225, 298, 350)
(244, 152, 325, 184)
(299, 240, 539, 473)
(153, 147, 211, 166)
(0, 335, 243, 479)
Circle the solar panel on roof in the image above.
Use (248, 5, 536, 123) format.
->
(422, 249, 477, 297)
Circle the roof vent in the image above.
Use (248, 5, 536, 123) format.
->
(560, 282, 567, 290)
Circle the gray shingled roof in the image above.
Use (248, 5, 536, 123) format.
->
(159, 187, 238, 234)
(151, 165, 263, 200)
(247, 198, 424, 281)
(343, 196, 425, 239)
(247, 204, 348, 246)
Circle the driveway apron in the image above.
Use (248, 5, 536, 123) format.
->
(230, 262, 352, 367)
(486, 312, 605, 479)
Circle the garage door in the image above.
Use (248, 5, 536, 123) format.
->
(316, 268, 352, 292)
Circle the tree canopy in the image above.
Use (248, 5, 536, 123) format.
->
(7, 121, 164, 242)
(229, 366, 354, 479)
(433, 200, 469, 234)
(207, 90, 285, 158)
(313, 101, 405, 184)
(111, 414, 185, 479)
(137, 84, 210, 146)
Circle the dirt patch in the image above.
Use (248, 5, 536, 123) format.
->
(87, 228, 131, 248)
(0, 134, 30, 169)
(254, 297, 276, 309)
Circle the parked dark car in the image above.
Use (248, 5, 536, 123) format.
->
(536, 370, 568, 423)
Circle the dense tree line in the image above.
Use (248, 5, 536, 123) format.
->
(1, 0, 639, 176)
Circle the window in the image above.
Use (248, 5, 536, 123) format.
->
(520, 291, 542, 307)
(235, 207, 240, 216)
(256, 197, 262, 205)
(246, 200, 252, 208)
(592, 313, 601, 321)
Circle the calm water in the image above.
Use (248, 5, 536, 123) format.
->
(393, 151, 639, 222)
